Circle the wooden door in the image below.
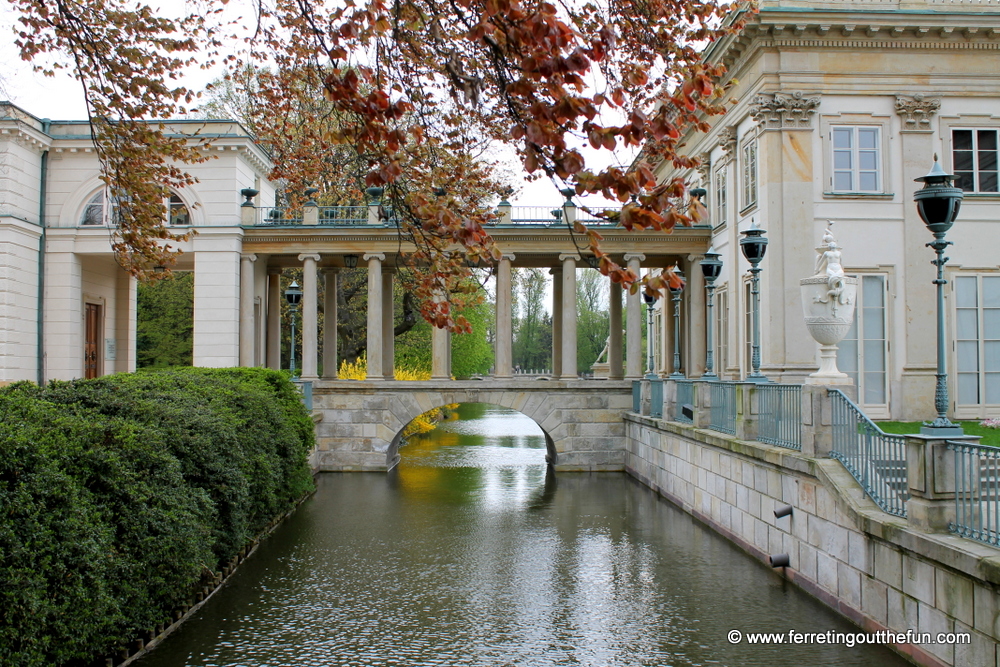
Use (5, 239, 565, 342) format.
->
(85, 303, 101, 379)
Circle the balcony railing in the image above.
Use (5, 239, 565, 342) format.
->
(949, 440, 1000, 546)
(829, 388, 908, 518)
(708, 381, 737, 435)
(757, 384, 802, 450)
(675, 380, 695, 424)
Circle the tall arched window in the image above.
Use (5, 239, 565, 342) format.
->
(79, 190, 110, 226)
(168, 194, 190, 226)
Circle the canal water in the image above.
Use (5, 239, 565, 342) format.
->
(139, 403, 910, 667)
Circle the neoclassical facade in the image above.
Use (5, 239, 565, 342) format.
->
(653, 0, 1000, 421)
(0, 101, 711, 387)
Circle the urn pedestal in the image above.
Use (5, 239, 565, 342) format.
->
(800, 276, 857, 385)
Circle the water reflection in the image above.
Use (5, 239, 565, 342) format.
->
(138, 404, 909, 667)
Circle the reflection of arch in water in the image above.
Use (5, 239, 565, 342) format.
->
(387, 402, 557, 471)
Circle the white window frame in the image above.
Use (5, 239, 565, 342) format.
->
(836, 272, 891, 419)
(950, 128, 999, 194)
(830, 125, 882, 193)
(716, 284, 729, 379)
(953, 273, 1000, 419)
(741, 139, 757, 211)
(714, 166, 728, 230)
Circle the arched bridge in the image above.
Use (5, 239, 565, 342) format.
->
(311, 380, 633, 471)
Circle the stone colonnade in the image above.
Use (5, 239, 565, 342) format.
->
(239, 251, 661, 381)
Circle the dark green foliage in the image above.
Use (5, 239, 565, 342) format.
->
(136, 272, 194, 368)
(0, 368, 314, 666)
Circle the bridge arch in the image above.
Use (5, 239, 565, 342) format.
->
(312, 379, 633, 472)
(387, 401, 557, 470)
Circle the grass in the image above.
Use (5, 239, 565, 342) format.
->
(875, 420, 1000, 447)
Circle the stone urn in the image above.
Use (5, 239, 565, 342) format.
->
(801, 225, 857, 384)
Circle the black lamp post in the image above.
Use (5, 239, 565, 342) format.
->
(740, 220, 769, 383)
(343, 254, 359, 269)
(643, 291, 658, 379)
(667, 266, 685, 379)
(285, 280, 302, 379)
(700, 248, 723, 379)
(914, 155, 964, 436)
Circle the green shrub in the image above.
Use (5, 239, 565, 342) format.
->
(0, 368, 314, 666)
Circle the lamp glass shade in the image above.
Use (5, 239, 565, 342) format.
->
(343, 254, 359, 269)
(285, 280, 303, 306)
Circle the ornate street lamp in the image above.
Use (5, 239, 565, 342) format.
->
(643, 291, 658, 379)
(667, 266, 686, 379)
(914, 155, 965, 436)
(700, 248, 724, 378)
(343, 254, 359, 269)
(285, 280, 302, 379)
(740, 219, 769, 383)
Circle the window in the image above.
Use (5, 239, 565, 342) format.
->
(832, 126, 881, 192)
(837, 275, 889, 413)
(742, 140, 757, 210)
(80, 191, 113, 226)
(955, 275, 1000, 409)
(78, 190, 189, 226)
(714, 167, 728, 228)
(716, 287, 729, 377)
(952, 129, 999, 193)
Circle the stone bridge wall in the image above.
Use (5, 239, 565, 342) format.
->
(311, 379, 633, 471)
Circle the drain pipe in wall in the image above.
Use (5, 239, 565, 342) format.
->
(36, 118, 50, 386)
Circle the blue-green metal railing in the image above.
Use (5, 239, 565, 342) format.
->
(675, 380, 694, 424)
(318, 206, 367, 225)
(258, 207, 303, 224)
(829, 388, 908, 518)
(708, 381, 737, 435)
(949, 440, 1000, 546)
(650, 379, 664, 418)
(632, 380, 641, 414)
(757, 384, 802, 450)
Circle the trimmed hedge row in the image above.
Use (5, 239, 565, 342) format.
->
(0, 367, 315, 666)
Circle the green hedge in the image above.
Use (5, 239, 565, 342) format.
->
(0, 367, 315, 666)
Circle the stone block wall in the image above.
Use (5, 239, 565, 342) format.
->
(625, 414, 1000, 667)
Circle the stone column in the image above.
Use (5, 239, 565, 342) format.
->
(751, 91, 821, 382)
(624, 253, 645, 378)
(266, 268, 281, 370)
(896, 95, 942, 420)
(609, 279, 624, 380)
(364, 253, 385, 380)
(239, 254, 257, 366)
(686, 255, 706, 377)
(550, 267, 563, 377)
(322, 268, 339, 379)
(431, 296, 451, 380)
(298, 253, 320, 381)
(382, 268, 395, 380)
(495, 254, 515, 378)
(560, 254, 579, 379)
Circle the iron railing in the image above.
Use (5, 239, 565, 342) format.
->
(708, 381, 737, 435)
(258, 207, 304, 225)
(632, 380, 641, 414)
(829, 388, 908, 517)
(318, 206, 368, 225)
(675, 380, 694, 424)
(650, 379, 664, 418)
(757, 384, 802, 450)
(949, 440, 1000, 546)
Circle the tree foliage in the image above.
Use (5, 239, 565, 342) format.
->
(136, 272, 194, 368)
(13, 0, 746, 319)
(512, 268, 551, 371)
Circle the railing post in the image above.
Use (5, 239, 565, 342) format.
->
(640, 378, 650, 416)
(241, 203, 256, 226)
(693, 380, 711, 429)
(665, 379, 678, 421)
(905, 434, 969, 532)
(303, 202, 318, 226)
(735, 382, 758, 441)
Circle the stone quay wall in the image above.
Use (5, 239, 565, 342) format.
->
(625, 414, 1000, 667)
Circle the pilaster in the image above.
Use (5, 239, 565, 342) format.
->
(239, 254, 257, 367)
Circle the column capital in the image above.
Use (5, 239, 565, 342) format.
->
(267, 266, 282, 275)
(298, 253, 321, 263)
(549, 266, 562, 276)
(321, 267, 341, 276)
(499, 253, 515, 262)
(623, 253, 646, 263)
(558, 253, 580, 262)
(363, 252, 386, 262)
(382, 266, 398, 276)
(751, 91, 820, 131)
(686, 254, 705, 263)
(895, 94, 941, 132)
(241, 253, 258, 263)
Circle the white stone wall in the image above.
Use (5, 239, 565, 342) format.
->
(0, 220, 40, 383)
(0, 137, 42, 224)
(193, 231, 243, 367)
(626, 416, 1000, 667)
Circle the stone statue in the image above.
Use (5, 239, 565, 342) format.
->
(800, 221, 857, 384)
